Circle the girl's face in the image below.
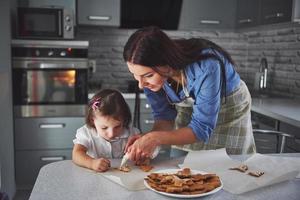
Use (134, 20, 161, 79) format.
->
(93, 113, 124, 141)
(127, 62, 167, 92)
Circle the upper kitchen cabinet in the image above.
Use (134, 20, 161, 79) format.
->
(77, 0, 120, 26)
(260, 0, 293, 25)
(236, 0, 293, 28)
(236, 0, 260, 28)
(178, 0, 237, 30)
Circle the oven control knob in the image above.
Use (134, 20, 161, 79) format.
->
(60, 51, 66, 57)
(48, 51, 54, 56)
(35, 50, 40, 56)
(65, 25, 72, 31)
(65, 15, 71, 22)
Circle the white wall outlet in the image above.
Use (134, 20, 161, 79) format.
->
(88, 59, 96, 73)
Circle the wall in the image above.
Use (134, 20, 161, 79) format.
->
(76, 26, 248, 92)
(76, 23, 300, 99)
(0, 0, 16, 198)
(241, 23, 300, 98)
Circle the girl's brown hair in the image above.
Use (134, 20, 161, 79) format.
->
(86, 89, 132, 129)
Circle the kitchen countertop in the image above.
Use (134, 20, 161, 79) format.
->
(251, 97, 300, 128)
(88, 93, 146, 99)
(29, 153, 300, 200)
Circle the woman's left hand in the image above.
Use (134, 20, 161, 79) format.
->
(126, 132, 159, 162)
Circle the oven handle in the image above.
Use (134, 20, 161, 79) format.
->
(39, 123, 65, 129)
(40, 156, 65, 162)
(26, 62, 88, 69)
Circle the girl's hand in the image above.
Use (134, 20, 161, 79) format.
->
(127, 133, 159, 162)
(91, 158, 110, 172)
(124, 134, 142, 153)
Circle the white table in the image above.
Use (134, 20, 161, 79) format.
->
(29, 153, 300, 200)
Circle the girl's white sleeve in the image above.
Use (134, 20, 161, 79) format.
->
(73, 126, 90, 149)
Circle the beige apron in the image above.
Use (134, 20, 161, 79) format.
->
(173, 80, 256, 155)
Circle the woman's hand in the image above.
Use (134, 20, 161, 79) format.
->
(124, 134, 142, 153)
(91, 158, 110, 172)
(126, 132, 159, 162)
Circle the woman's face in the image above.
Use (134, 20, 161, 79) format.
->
(93, 113, 124, 141)
(127, 62, 167, 92)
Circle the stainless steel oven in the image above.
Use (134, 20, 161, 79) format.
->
(12, 40, 89, 117)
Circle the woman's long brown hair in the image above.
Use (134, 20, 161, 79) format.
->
(123, 26, 236, 98)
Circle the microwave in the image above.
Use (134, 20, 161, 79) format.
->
(17, 7, 75, 39)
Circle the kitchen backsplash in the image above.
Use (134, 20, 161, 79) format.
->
(76, 23, 300, 99)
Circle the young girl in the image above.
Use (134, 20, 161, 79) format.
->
(72, 89, 140, 172)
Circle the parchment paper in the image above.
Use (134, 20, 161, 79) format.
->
(179, 148, 300, 194)
(99, 158, 180, 191)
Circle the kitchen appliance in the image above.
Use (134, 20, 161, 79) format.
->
(16, 7, 75, 39)
(12, 39, 89, 117)
(121, 0, 182, 30)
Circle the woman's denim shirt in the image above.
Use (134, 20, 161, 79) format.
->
(144, 49, 240, 142)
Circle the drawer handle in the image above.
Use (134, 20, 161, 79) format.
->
(200, 20, 220, 24)
(144, 119, 155, 124)
(40, 156, 65, 162)
(39, 123, 65, 129)
(88, 15, 111, 21)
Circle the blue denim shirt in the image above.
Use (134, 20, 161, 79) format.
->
(144, 50, 240, 142)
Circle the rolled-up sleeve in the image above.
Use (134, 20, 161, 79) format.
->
(144, 88, 177, 121)
(187, 59, 222, 142)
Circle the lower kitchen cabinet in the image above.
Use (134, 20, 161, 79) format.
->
(15, 117, 85, 150)
(124, 95, 154, 133)
(280, 122, 300, 153)
(251, 111, 300, 153)
(15, 149, 72, 189)
(14, 117, 85, 189)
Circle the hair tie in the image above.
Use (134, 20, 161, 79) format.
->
(92, 98, 101, 111)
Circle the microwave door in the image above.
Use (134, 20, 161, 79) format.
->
(58, 10, 62, 37)
(17, 7, 62, 38)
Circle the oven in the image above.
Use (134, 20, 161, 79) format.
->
(12, 40, 89, 117)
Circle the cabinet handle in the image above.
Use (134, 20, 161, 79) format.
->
(40, 156, 65, 162)
(88, 16, 111, 21)
(144, 119, 155, 124)
(238, 19, 252, 24)
(200, 20, 220, 24)
(265, 13, 284, 19)
(39, 123, 65, 129)
(144, 103, 151, 109)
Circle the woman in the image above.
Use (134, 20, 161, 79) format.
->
(123, 26, 256, 162)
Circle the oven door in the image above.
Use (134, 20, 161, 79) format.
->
(12, 61, 88, 117)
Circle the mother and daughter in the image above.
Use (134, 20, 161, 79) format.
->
(72, 26, 256, 171)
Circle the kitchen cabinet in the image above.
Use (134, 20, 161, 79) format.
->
(178, 0, 237, 30)
(236, 0, 293, 28)
(77, 0, 120, 26)
(236, 0, 260, 28)
(14, 117, 85, 189)
(124, 95, 154, 133)
(251, 111, 300, 153)
(280, 122, 300, 153)
(260, 0, 293, 25)
(251, 112, 278, 153)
